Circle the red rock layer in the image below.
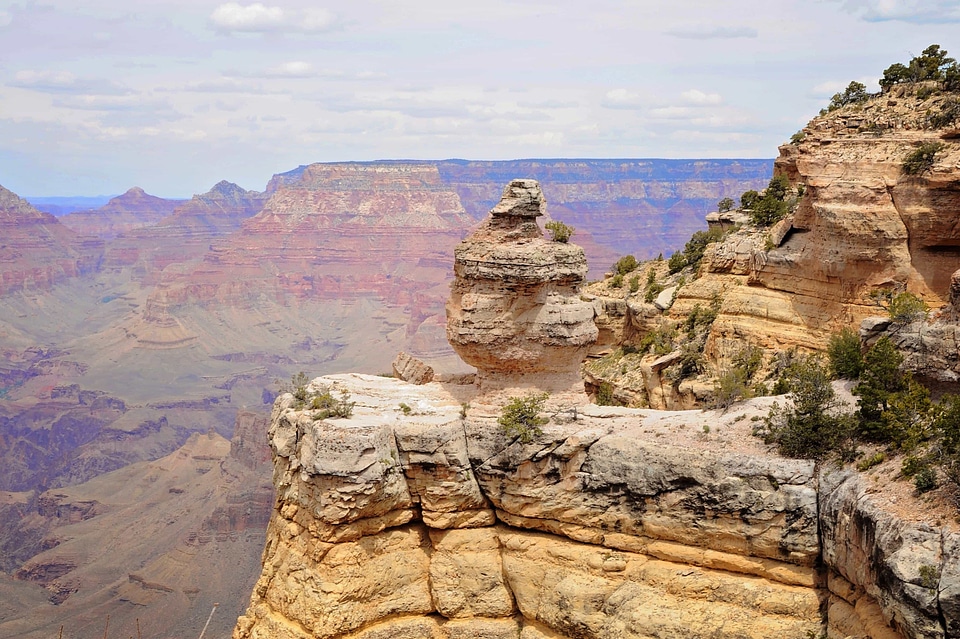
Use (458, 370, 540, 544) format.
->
(0, 185, 102, 295)
(59, 187, 182, 240)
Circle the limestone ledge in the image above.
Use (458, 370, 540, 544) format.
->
(236, 374, 960, 639)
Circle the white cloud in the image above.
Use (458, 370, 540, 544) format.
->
(837, 0, 960, 23)
(0, 10, 12, 28)
(210, 3, 284, 32)
(267, 61, 315, 78)
(209, 3, 336, 34)
(601, 88, 646, 109)
(810, 76, 879, 97)
(681, 89, 723, 105)
(9, 70, 132, 96)
(665, 25, 758, 39)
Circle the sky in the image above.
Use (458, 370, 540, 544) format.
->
(0, 0, 958, 197)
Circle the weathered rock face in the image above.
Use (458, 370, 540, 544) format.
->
(446, 179, 598, 396)
(585, 86, 960, 407)
(235, 375, 828, 639)
(706, 88, 960, 357)
(236, 373, 960, 638)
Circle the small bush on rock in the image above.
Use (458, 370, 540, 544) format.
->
(499, 393, 549, 443)
(545, 220, 574, 243)
(614, 255, 638, 275)
(903, 141, 946, 175)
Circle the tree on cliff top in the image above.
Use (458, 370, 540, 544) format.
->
(881, 44, 958, 89)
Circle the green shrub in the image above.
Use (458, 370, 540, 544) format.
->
(545, 220, 574, 243)
(287, 371, 311, 404)
(888, 291, 929, 322)
(917, 86, 937, 101)
(856, 452, 885, 471)
(309, 386, 355, 419)
(756, 355, 853, 460)
(827, 81, 871, 111)
(682, 227, 725, 270)
(610, 273, 623, 288)
(712, 367, 748, 409)
(915, 466, 938, 493)
(903, 141, 946, 175)
(901, 454, 929, 477)
(854, 336, 933, 445)
(499, 393, 549, 443)
(596, 382, 618, 406)
(740, 190, 760, 209)
(944, 64, 960, 92)
(399, 402, 412, 415)
(750, 198, 788, 227)
(790, 131, 806, 144)
(638, 324, 676, 356)
(929, 97, 960, 128)
(828, 327, 863, 379)
(667, 251, 687, 274)
(666, 340, 705, 383)
(614, 255, 638, 274)
(644, 282, 664, 303)
(629, 275, 640, 293)
(683, 302, 718, 339)
(881, 44, 956, 88)
(732, 344, 763, 381)
(717, 197, 735, 212)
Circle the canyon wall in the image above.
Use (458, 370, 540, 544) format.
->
(235, 373, 959, 639)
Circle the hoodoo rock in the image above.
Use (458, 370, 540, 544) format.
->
(446, 179, 598, 398)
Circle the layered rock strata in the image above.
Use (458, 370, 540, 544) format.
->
(235, 374, 959, 639)
(0, 185, 102, 295)
(446, 179, 598, 398)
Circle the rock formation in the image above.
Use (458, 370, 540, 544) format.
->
(446, 179, 598, 399)
(436, 159, 771, 275)
(0, 185, 102, 295)
(235, 370, 960, 639)
(59, 187, 182, 240)
(584, 83, 960, 407)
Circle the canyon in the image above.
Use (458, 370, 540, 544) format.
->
(0, 160, 768, 638)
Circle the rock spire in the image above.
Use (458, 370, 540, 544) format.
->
(446, 179, 598, 398)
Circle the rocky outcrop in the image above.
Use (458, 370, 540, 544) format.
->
(584, 84, 960, 406)
(446, 179, 598, 398)
(236, 372, 960, 639)
(235, 375, 828, 639)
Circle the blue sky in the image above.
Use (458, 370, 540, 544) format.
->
(0, 0, 958, 197)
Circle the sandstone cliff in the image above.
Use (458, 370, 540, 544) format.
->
(236, 372, 960, 639)
(584, 82, 960, 408)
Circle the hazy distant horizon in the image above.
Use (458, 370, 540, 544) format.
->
(18, 156, 774, 201)
(1, 0, 956, 196)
